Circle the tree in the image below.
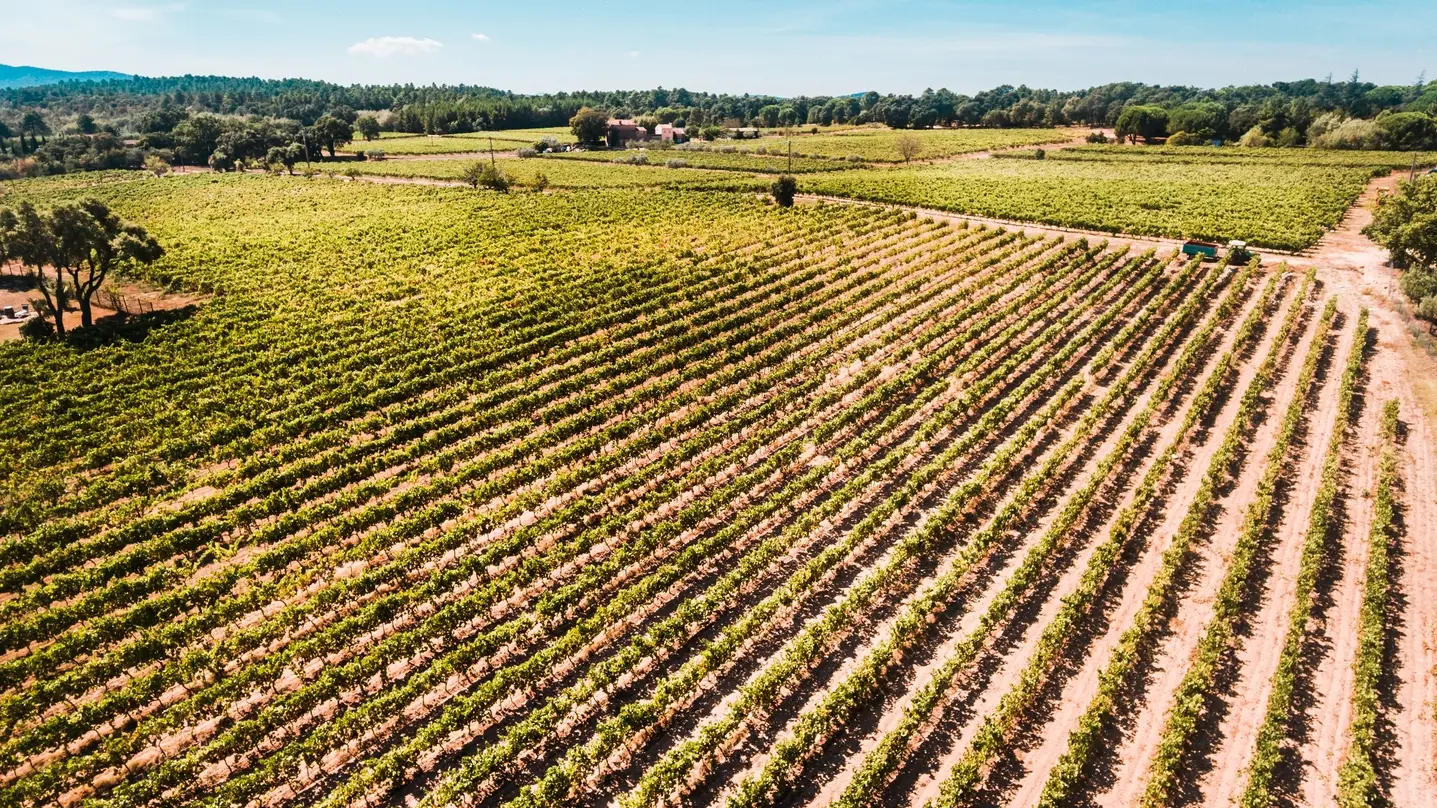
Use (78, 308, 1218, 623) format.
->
(771, 175, 797, 207)
(0, 120, 11, 155)
(1114, 105, 1168, 144)
(19, 110, 50, 140)
(569, 107, 608, 146)
(1366, 174, 1437, 269)
(0, 203, 70, 336)
(311, 115, 353, 158)
(757, 105, 783, 128)
(48, 199, 163, 328)
(172, 114, 229, 165)
(895, 133, 923, 163)
(355, 114, 381, 141)
(74, 113, 99, 135)
(1167, 102, 1227, 141)
(1376, 112, 1437, 151)
(144, 154, 170, 177)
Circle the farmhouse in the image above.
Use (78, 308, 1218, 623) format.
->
(653, 123, 687, 143)
(606, 119, 647, 147)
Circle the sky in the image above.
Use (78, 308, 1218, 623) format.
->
(0, 0, 1432, 97)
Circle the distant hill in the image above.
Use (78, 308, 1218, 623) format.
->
(0, 64, 134, 90)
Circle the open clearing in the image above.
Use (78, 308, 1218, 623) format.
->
(0, 154, 1432, 808)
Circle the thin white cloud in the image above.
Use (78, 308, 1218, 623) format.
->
(348, 36, 444, 58)
(626, 50, 640, 58)
(471, 33, 489, 42)
(111, 4, 184, 22)
(224, 8, 282, 24)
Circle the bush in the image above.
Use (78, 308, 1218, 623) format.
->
(1419, 296, 1437, 332)
(478, 164, 510, 191)
(461, 162, 511, 191)
(143, 154, 170, 177)
(517, 148, 537, 158)
(665, 158, 688, 169)
(613, 152, 649, 165)
(847, 154, 864, 163)
(771, 174, 798, 207)
(1034, 148, 1046, 160)
(532, 172, 549, 192)
(1312, 118, 1381, 149)
(1086, 130, 1109, 144)
(19, 315, 54, 340)
(368, 148, 386, 161)
(1166, 130, 1205, 146)
(1238, 125, 1271, 147)
(700, 125, 723, 141)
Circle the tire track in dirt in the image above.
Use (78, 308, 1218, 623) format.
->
(902, 268, 1291, 808)
(1192, 302, 1346, 807)
(1298, 173, 1437, 808)
(769, 256, 1208, 808)
(1294, 316, 1382, 808)
(1091, 274, 1303, 808)
(993, 271, 1318, 808)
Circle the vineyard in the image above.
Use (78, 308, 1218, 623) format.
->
(0, 172, 1433, 808)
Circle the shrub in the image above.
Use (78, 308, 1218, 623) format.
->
(1086, 130, 1109, 144)
(532, 172, 549, 192)
(143, 154, 170, 177)
(19, 315, 54, 340)
(665, 158, 688, 169)
(771, 174, 798, 207)
(460, 161, 511, 191)
(517, 148, 537, 158)
(846, 154, 864, 163)
(1034, 148, 1046, 160)
(1166, 130, 1205, 146)
(368, 148, 386, 161)
(1312, 118, 1382, 149)
(1238, 125, 1271, 147)
(478, 164, 510, 191)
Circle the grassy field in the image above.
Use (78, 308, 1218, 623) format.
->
(0, 170, 1403, 808)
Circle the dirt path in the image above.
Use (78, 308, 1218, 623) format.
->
(1292, 172, 1437, 808)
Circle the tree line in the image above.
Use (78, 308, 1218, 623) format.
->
(5, 72, 1437, 178)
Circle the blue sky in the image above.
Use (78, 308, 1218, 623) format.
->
(0, 1, 1431, 96)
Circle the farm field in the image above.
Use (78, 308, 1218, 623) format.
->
(340, 143, 1437, 250)
(796, 148, 1435, 250)
(339, 156, 744, 187)
(0, 170, 1432, 808)
(537, 147, 854, 173)
(771, 126, 1086, 162)
(345, 128, 577, 155)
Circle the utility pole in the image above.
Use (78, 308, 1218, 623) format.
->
(490, 137, 496, 167)
(787, 140, 792, 172)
